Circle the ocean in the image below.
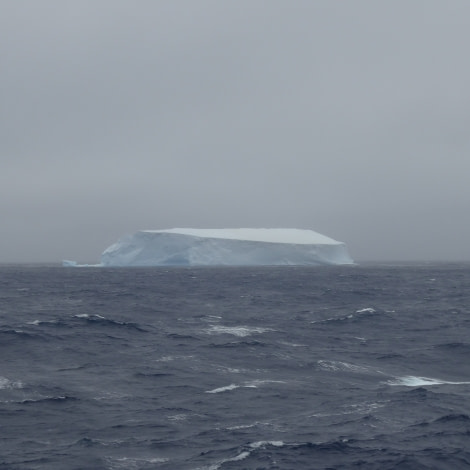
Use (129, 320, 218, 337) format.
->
(1, 263, 469, 469)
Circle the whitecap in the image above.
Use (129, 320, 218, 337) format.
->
(341, 400, 388, 415)
(249, 440, 284, 449)
(356, 308, 376, 314)
(279, 340, 306, 347)
(388, 376, 470, 386)
(74, 313, 105, 319)
(93, 390, 129, 401)
(311, 313, 354, 324)
(154, 355, 176, 362)
(154, 354, 194, 362)
(206, 325, 272, 337)
(200, 315, 222, 323)
(317, 360, 370, 373)
(105, 456, 168, 469)
(196, 452, 251, 470)
(167, 414, 188, 421)
(244, 379, 286, 387)
(0, 376, 23, 390)
(223, 367, 242, 373)
(229, 451, 250, 461)
(27, 319, 59, 325)
(205, 384, 240, 393)
(205, 379, 285, 394)
(226, 423, 257, 430)
(213, 365, 244, 374)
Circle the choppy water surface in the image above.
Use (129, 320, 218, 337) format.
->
(1, 264, 470, 469)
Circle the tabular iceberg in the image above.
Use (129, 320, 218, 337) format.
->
(84, 228, 353, 267)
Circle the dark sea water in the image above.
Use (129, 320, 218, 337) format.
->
(1, 263, 470, 469)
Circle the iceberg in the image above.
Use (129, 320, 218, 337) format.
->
(70, 228, 353, 267)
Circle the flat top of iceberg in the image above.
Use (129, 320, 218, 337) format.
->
(143, 228, 342, 245)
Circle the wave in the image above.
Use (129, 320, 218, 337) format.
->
(434, 413, 470, 423)
(73, 314, 148, 331)
(311, 307, 383, 324)
(376, 353, 406, 360)
(195, 439, 382, 470)
(434, 342, 470, 352)
(133, 372, 173, 378)
(196, 441, 285, 470)
(0, 328, 44, 339)
(19, 395, 78, 404)
(166, 333, 199, 340)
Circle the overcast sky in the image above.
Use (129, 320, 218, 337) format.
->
(2, 0, 470, 263)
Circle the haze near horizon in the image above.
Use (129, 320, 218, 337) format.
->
(2, 1, 470, 263)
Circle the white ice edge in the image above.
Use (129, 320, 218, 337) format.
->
(143, 228, 342, 245)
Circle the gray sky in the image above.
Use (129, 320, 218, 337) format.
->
(2, 0, 470, 263)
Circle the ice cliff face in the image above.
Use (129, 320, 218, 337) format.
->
(98, 228, 354, 267)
